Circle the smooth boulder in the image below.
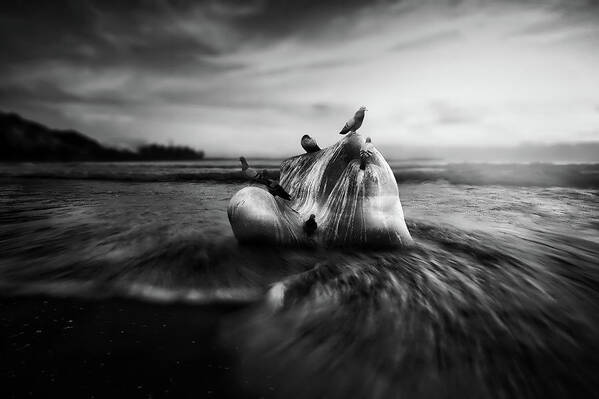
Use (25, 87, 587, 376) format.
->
(228, 132, 413, 247)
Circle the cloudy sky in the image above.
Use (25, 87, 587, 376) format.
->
(1, 0, 598, 157)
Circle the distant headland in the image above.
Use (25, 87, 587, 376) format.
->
(0, 111, 205, 162)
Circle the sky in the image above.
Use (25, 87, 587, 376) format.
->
(1, 0, 598, 158)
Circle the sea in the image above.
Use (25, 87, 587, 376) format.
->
(0, 160, 598, 398)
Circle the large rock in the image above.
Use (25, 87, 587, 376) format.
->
(228, 132, 413, 247)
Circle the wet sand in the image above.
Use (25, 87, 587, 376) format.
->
(0, 295, 261, 398)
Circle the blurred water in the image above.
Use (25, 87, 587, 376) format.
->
(1, 160, 598, 187)
(0, 164, 598, 398)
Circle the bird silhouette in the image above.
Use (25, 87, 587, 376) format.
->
(303, 214, 317, 236)
(360, 137, 374, 170)
(239, 157, 291, 200)
(301, 134, 321, 153)
(339, 106, 367, 135)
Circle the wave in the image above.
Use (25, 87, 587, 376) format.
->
(2, 218, 597, 308)
(1, 213, 597, 397)
(1, 162, 598, 187)
(0, 279, 264, 306)
(226, 221, 599, 399)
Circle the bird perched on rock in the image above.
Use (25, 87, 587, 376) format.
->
(239, 156, 291, 200)
(265, 179, 292, 200)
(239, 156, 268, 182)
(303, 214, 317, 236)
(339, 106, 367, 135)
(360, 137, 374, 170)
(301, 134, 321, 153)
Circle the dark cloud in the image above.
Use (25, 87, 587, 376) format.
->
(2, 0, 597, 74)
(0, 0, 373, 69)
(230, 0, 380, 36)
(0, 0, 376, 108)
(0, 1, 232, 73)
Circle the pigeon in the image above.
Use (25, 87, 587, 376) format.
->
(239, 156, 292, 200)
(339, 106, 367, 135)
(239, 156, 268, 182)
(301, 134, 321, 153)
(303, 214, 317, 236)
(360, 137, 374, 170)
(264, 179, 291, 200)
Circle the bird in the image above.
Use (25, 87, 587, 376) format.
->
(301, 134, 321, 153)
(266, 180, 292, 201)
(360, 137, 374, 170)
(239, 156, 268, 182)
(239, 156, 292, 200)
(339, 106, 367, 135)
(303, 214, 317, 236)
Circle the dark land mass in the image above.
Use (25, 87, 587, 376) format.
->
(0, 111, 205, 162)
(0, 295, 263, 399)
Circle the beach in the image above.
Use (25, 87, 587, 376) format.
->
(1, 161, 598, 398)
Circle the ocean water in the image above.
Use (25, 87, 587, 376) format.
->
(1, 161, 598, 398)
